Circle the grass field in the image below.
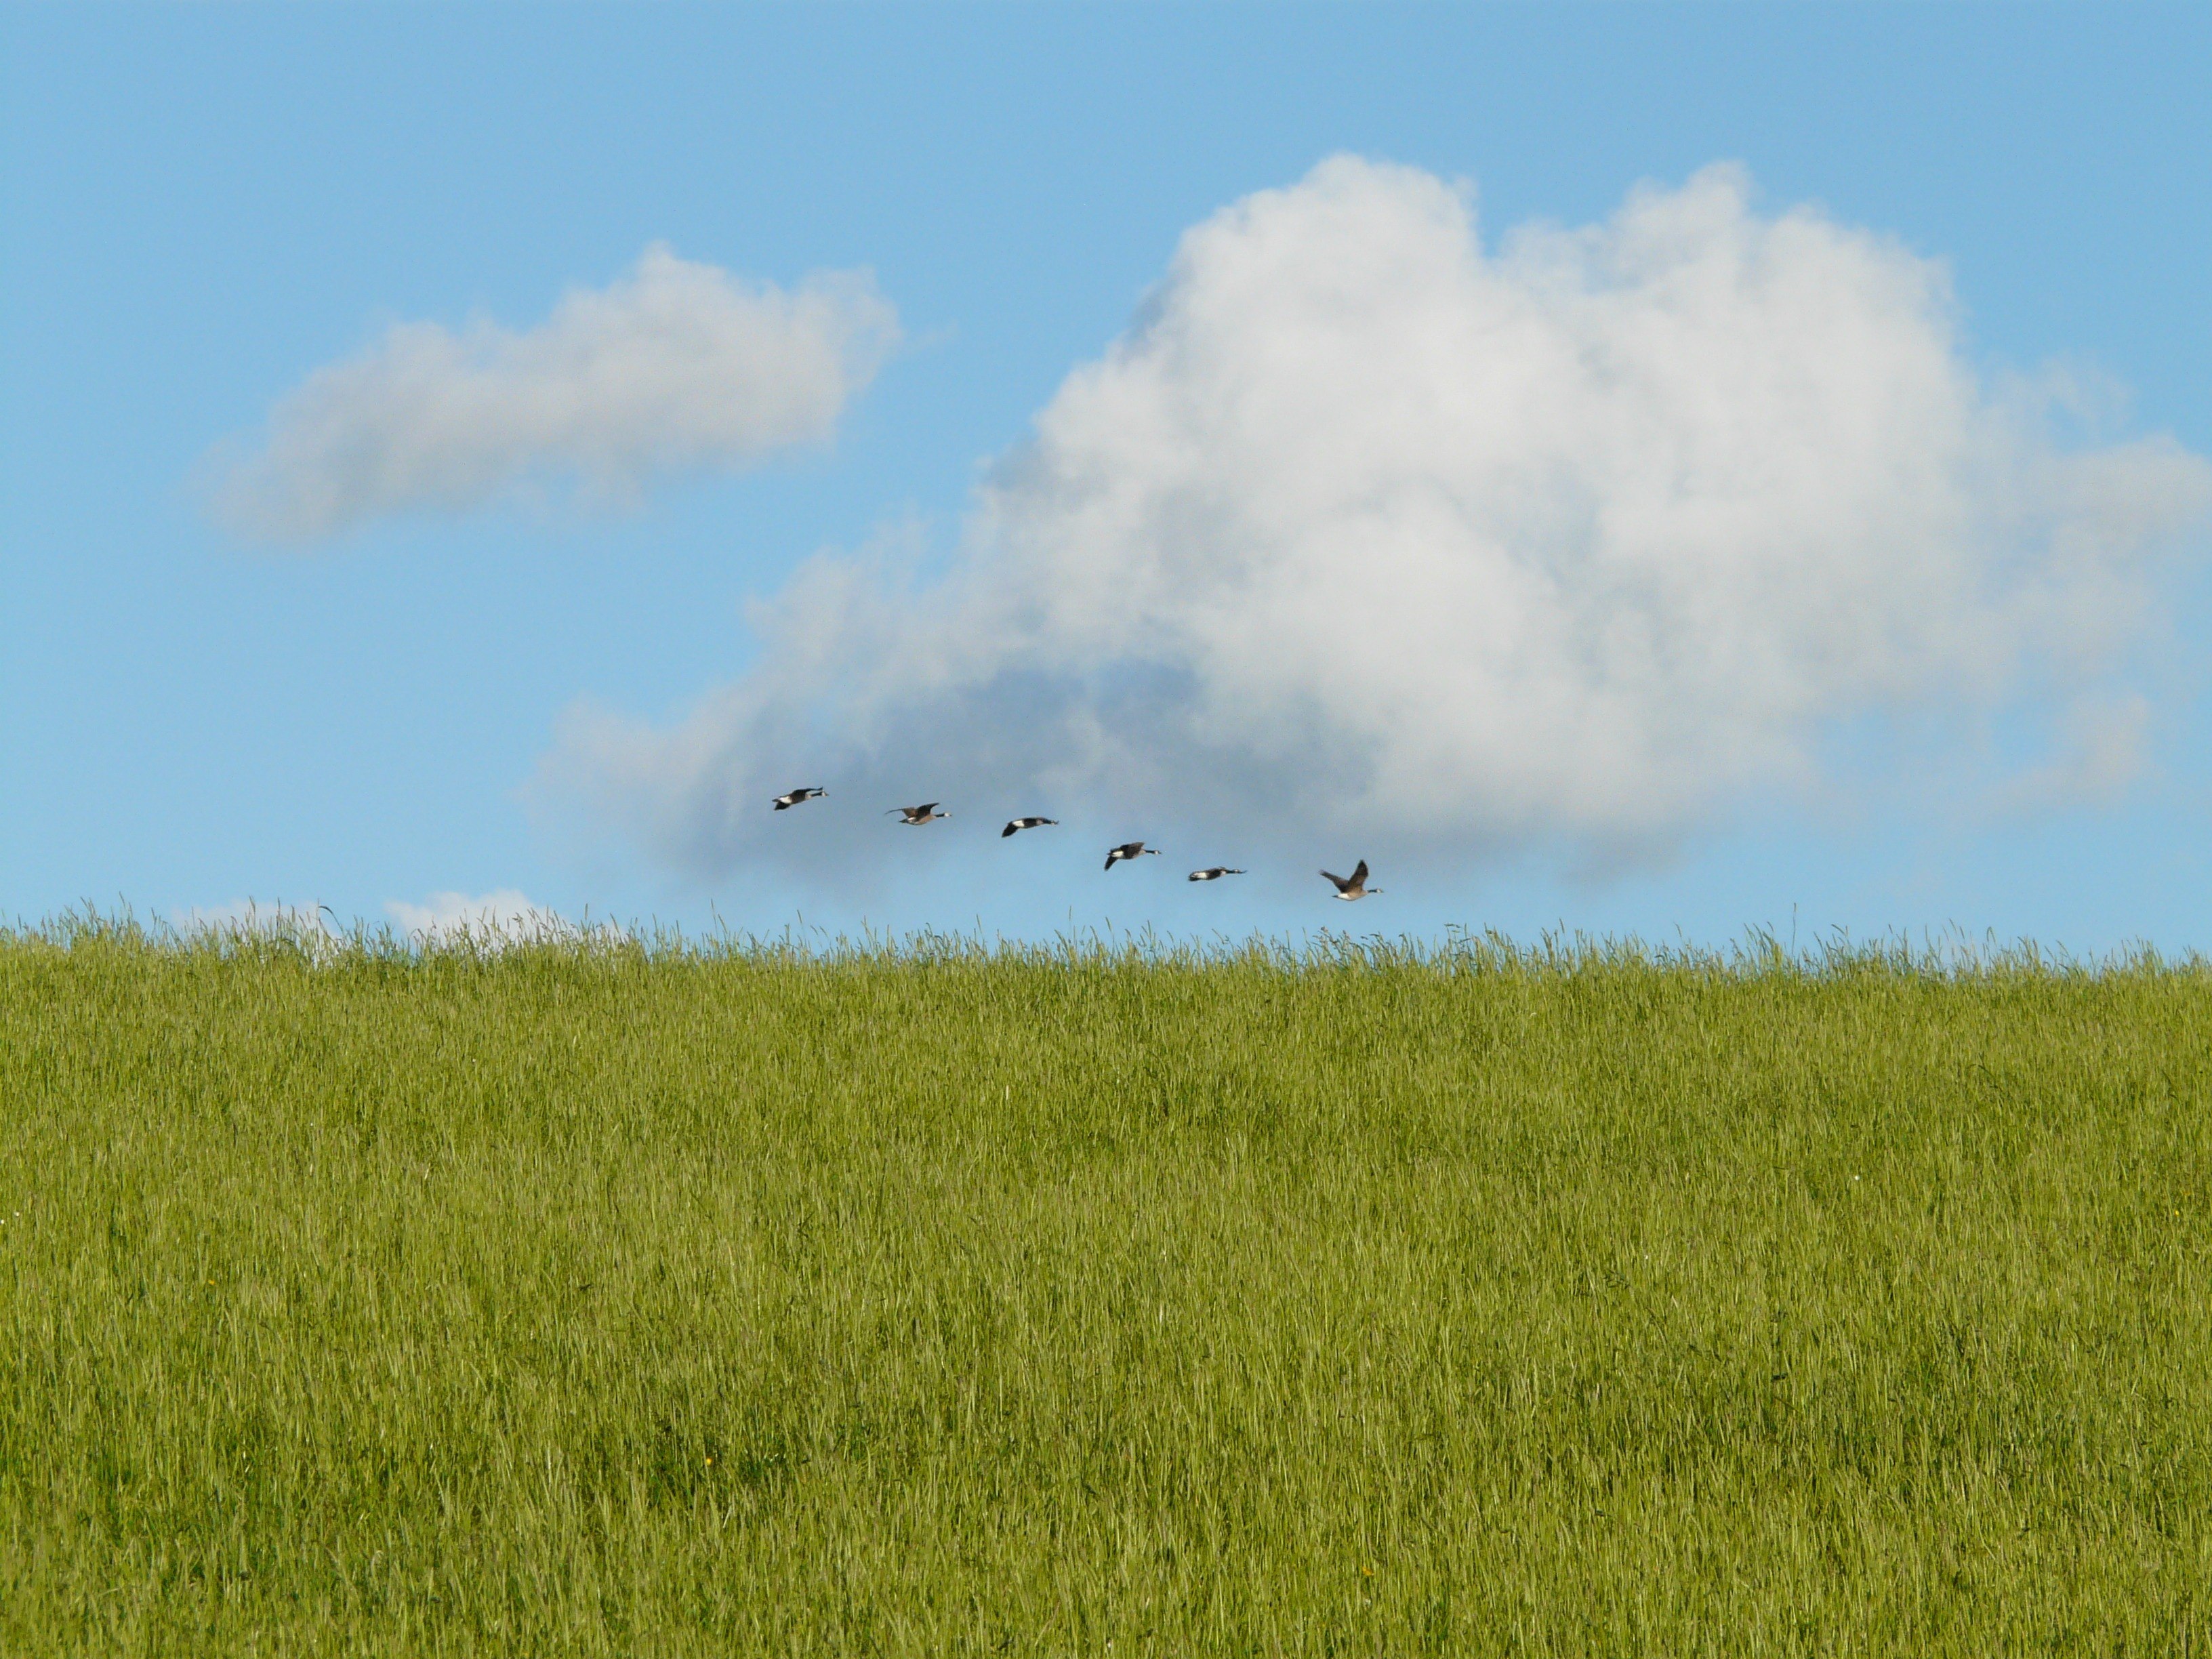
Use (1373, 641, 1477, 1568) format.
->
(3, 916, 2209, 1654)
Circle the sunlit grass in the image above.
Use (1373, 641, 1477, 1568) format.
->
(3, 913, 2209, 1654)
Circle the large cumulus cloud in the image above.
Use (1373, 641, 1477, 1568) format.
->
(539, 159, 2210, 879)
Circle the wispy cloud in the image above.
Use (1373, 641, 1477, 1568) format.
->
(539, 159, 2212, 882)
(1992, 694, 2156, 818)
(384, 890, 575, 946)
(209, 244, 899, 543)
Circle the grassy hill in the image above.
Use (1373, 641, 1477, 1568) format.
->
(3, 918, 2208, 1654)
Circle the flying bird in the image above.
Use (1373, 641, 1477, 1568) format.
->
(1105, 842, 1161, 872)
(1188, 867, 1245, 882)
(1002, 817, 1059, 838)
(771, 787, 825, 811)
(886, 803, 949, 825)
(1321, 860, 1381, 900)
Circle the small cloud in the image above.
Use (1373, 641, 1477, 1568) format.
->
(209, 244, 900, 543)
(383, 889, 575, 947)
(171, 899, 334, 937)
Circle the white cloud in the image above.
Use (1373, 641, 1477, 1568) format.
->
(210, 245, 899, 542)
(537, 158, 2212, 881)
(384, 890, 575, 947)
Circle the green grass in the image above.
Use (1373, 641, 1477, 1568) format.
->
(3, 916, 2210, 1654)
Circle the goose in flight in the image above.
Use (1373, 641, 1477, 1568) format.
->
(1105, 842, 1161, 872)
(1001, 817, 1059, 838)
(1188, 867, 1245, 882)
(886, 802, 949, 825)
(1321, 860, 1381, 900)
(771, 787, 825, 811)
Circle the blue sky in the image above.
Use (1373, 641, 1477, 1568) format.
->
(5, 4, 2210, 951)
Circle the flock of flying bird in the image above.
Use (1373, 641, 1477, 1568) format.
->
(771, 786, 1382, 899)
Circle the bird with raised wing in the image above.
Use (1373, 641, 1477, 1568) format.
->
(886, 802, 949, 825)
(1105, 842, 1161, 872)
(1188, 867, 1245, 882)
(1321, 860, 1381, 899)
(1001, 817, 1059, 838)
(772, 787, 825, 811)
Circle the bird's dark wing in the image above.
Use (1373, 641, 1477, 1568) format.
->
(1350, 860, 1368, 885)
(1104, 851, 1118, 871)
(1002, 822, 1018, 837)
(1321, 869, 1345, 889)
(773, 799, 790, 810)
